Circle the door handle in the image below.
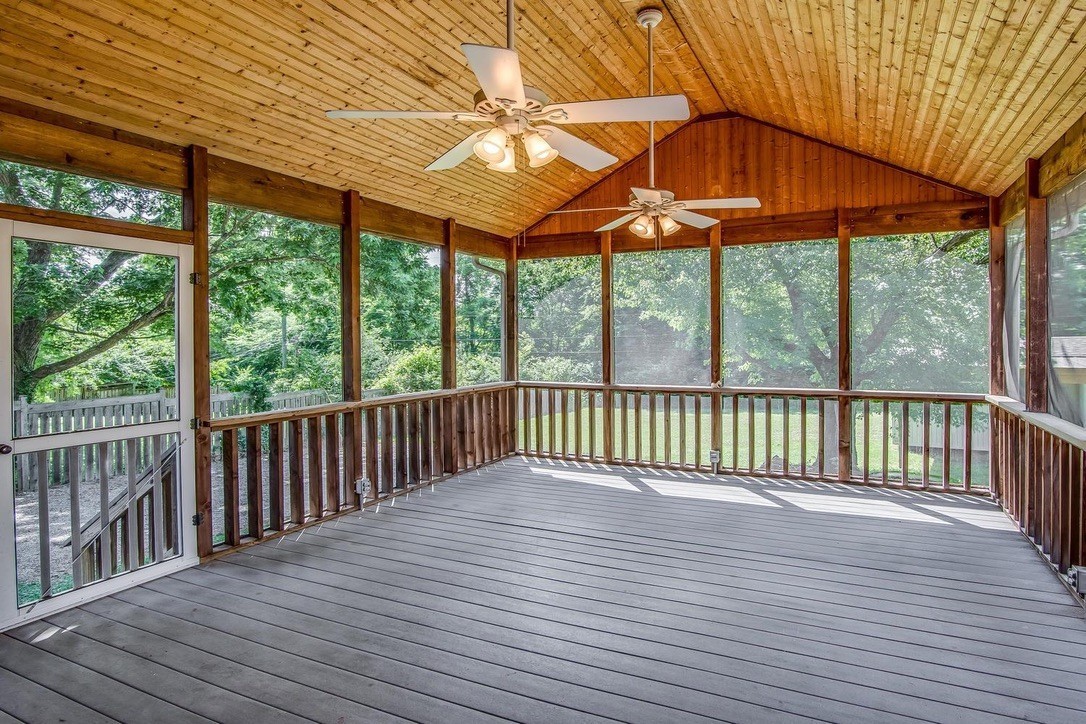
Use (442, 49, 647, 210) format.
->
(0, 444, 11, 455)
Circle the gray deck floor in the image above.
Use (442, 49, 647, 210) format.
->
(3, 456, 1086, 723)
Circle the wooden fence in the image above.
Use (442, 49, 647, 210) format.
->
(991, 397, 1085, 575)
(515, 382, 990, 492)
(205, 382, 517, 554)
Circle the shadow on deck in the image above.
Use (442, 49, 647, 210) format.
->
(2, 456, 1085, 723)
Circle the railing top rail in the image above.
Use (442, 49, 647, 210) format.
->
(987, 395, 1086, 452)
(208, 381, 516, 431)
(515, 380, 986, 402)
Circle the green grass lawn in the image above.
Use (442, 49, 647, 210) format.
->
(519, 398, 989, 488)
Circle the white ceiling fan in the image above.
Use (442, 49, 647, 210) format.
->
(326, 0, 690, 174)
(551, 8, 760, 239)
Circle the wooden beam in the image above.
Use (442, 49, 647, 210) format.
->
(207, 155, 343, 227)
(184, 145, 212, 557)
(504, 241, 518, 381)
(0, 203, 192, 244)
(989, 195, 1007, 397)
(837, 209, 852, 482)
(1024, 158, 1049, 412)
(441, 218, 457, 389)
(0, 107, 187, 192)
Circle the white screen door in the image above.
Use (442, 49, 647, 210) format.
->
(0, 219, 196, 630)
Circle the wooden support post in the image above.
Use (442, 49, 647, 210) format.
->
(441, 219, 458, 473)
(340, 190, 362, 506)
(709, 225, 723, 457)
(989, 195, 1006, 397)
(600, 231, 614, 463)
(837, 209, 852, 482)
(184, 145, 212, 557)
(504, 240, 518, 382)
(1024, 159, 1049, 413)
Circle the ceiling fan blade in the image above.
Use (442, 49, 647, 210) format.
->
(549, 206, 637, 214)
(326, 110, 480, 120)
(679, 197, 762, 210)
(461, 44, 526, 107)
(669, 209, 720, 229)
(595, 212, 641, 232)
(630, 187, 663, 205)
(539, 94, 690, 124)
(425, 130, 485, 171)
(536, 126, 618, 172)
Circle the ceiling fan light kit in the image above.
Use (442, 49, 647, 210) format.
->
(325, 0, 690, 175)
(486, 142, 518, 173)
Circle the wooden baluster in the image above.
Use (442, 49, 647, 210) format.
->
(534, 387, 543, 455)
(268, 422, 284, 530)
(560, 389, 569, 459)
(648, 393, 657, 464)
(289, 419, 305, 524)
(473, 394, 484, 466)
(364, 407, 379, 498)
(694, 394, 702, 469)
(620, 391, 629, 463)
(397, 404, 409, 488)
(963, 403, 973, 491)
(782, 396, 790, 476)
(245, 425, 264, 538)
(816, 399, 825, 479)
(547, 388, 556, 455)
(381, 405, 395, 490)
(421, 400, 433, 483)
(732, 395, 741, 473)
(862, 399, 870, 485)
(150, 435, 165, 562)
(921, 402, 931, 489)
(574, 390, 583, 460)
(901, 402, 910, 486)
(36, 450, 49, 595)
(520, 388, 529, 453)
(307, 416, 324, 517)
(677, 392, 686, 466)
(799, 397, 808, 478)
(881, 401, 890, 486)
(749, 396, 757, 473)
(588, 391, 597, 460)
(941, 402, 952, 491)
(663, 393, 671, 467)
(764, 395, 771, 473)
(68, 447, 83, 588)
(97, 441, 112, 578)
(223, 429, 241, 547)
(633, 392, 642, 464)
(325, 414, 341, 511)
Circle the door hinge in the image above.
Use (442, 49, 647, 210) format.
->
(191, 512, 205, 526)
(189, 272, 201, 285)
(190, 417, 206, 429)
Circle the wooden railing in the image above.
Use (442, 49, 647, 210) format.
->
(516, 382, 990, 491)
(205, 382, 516, 554)
(990, 397, 1085, 575)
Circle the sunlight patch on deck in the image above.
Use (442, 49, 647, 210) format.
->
(528, 467, 640, 490)
(766, 490, 950, 524)
(640, 478, 780, 506)
(918, 505, 1018, 531)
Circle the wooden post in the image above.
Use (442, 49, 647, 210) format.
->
(341, 190, 362, 506)
(441, 218, 458, 473)
(988, 195, 1006, 396)
(709, 224, 723, 456)
(504, 239, 518, 382)
(837, 208, 852, 482)
(184, 145, 212, 557)
(1024, 159, 1049, 412)
(600, 230, 614, 463)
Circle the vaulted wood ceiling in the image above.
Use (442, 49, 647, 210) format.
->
(0, 0, 1083, 237)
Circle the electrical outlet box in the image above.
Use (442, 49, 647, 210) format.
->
(1071, 566, 1086, 596)
(709, 449, 721, 464)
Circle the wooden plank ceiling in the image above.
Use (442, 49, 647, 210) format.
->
(0, 1, 1082, 237)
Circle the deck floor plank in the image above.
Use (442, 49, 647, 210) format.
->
(3, 457, 1084, 723)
